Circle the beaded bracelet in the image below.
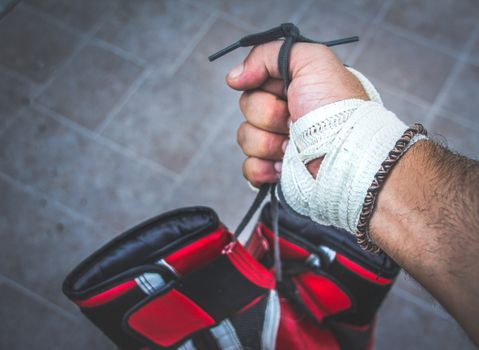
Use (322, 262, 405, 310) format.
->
(355, 123, 428, 253)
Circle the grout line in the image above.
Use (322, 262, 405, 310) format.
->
(0, 103, 32, 139)
(380, 22, 463, 60)
(168, 12, 218, 76)
(0, 273, 79, 320)
(93, 12, 218, 164)
(465, 55, 479, 67)
(378, 80, 433, 111)
(184, 0, 261, 33)
(432, 105, 479, 132)
(0, 65, 40, 137)
(423, 25, 479, 126)
(0, 113, 19, 137)
(347, 0, 396, 65)
(29, 10, 110, 101)
(0, 171, 99, 227)
(22, 1, 152, 71)
(95, 14, 217, 134)
(219, 11, 262, 32)
(0, 65, 38, 86)
(161, 105, 237, 205)
(94, 66, 154, 134)
(19, 2, 81, 36)
(30, 44, 89, 100)
(32, 103, 178, 180)
(90, 38, 150, 68)
(288, 0, 313, 24)
(161, 107, 235, 204)
(464, 24, 479, 67)
(0, 0, 19, 21)
(97, 12, 217, 135)
(459, 23, 479, 69)
(330, 1, 384, 21)
(392, 285, 451, 320)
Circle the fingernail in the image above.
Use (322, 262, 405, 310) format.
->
(282, 139, 289, 152)
(228, 63, 244, 79)
(274, 161, 282, 173)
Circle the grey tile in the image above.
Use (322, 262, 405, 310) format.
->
(376, 83, 431, 126)
(0, 5, 80, 83)
(429, 112, 479, 160)
(374, 290, 475, 349)
(25, 0, 115, 32)
(95, 0, 209, 65)
(37, 44, 144, 130)
(0, 0, 17, 16)
(0, 279, 113, 349)
(384, 0, 479, 51)
(354, 26, 455, 103)
(0, 107, 175, 231)
(394, 271, 446, 312)
(327, 0, 385, 19)
(102, 18, 246, 174)
(198, 0, 306, 29)
(439, 62, 479, 122)
(300, 1, 369, 62)
(471, 34, 479, 63)
(165, 110, 255, 230)
(0, 177, 110, 311)
(0, 71, 35, 130)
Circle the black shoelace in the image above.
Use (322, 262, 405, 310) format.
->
(209, 22, 358, 87)
(210, 23, 359, 282)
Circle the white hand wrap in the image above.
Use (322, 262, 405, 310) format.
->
(281, 68, 426, 233)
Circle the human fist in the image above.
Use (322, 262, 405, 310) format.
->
(227, 41, 368, 187)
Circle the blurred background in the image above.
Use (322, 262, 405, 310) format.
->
(0, 0, 478, 348)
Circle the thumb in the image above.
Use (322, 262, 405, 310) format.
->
(226, 41, 283, 91)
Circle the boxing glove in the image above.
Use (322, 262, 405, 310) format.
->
(246, 202, 401, 350)
(63, 206, 276, 350)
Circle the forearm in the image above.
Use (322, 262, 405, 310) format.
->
(370, 140, 479, 344)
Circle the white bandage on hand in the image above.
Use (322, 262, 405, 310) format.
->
(281, 68, 426, 233)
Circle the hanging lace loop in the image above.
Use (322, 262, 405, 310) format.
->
(210, 23, 359, 284)
(233, 183, 271, 240)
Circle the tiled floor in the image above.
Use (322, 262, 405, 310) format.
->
(1, 0, 478, 349)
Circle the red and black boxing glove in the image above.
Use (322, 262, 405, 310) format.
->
(63, 206, 276, 350)
(63, 189, 398, 350)
(246, 202, 401, 350)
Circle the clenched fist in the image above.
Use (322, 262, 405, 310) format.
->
(226, 41, 368, 187)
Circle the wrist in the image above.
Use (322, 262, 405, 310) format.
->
(280, 67, 428, 240)
(289, 67, 369, 121)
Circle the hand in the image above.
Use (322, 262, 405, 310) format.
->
(226, 41, 368, 187)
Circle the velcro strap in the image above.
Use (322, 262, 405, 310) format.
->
(293, 272, 352, 322)
(126, 288, 215, 347)
(125, 243, 274, 348)
(78, 280, 147, 349)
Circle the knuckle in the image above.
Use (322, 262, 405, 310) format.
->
(243, 158, 258, 182)
(258, 98, 274, 124)
(250, 163, 266, 183)
(258, 134, 274, 157)
(239, 92, 249, 114)
(268, 98, 284, 123)
(258, 95, 287, 132)
(236, 122, 247, 147)
(242, 159, 250, 178)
